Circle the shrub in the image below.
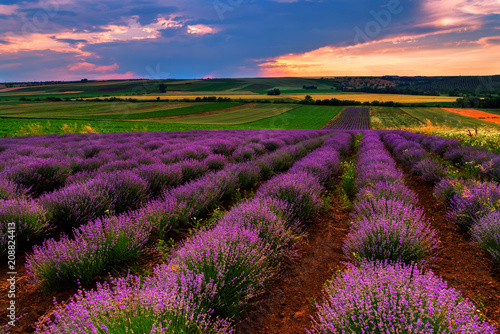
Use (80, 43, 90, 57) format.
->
(2, 158, 70, 196)
(0, 178, 25, 200)
(309, 261, 495, 333)
(218, 197, 299, 262)
(471, 211, 500, 263)
(481, 156, 500, 182)
(135, 163, 182, 198)
(36, 274, 232, 334)
(27, 213, 151, 293)
(358, 181, 417, 205)
(447, 181, 500, 230)
(96, 171, 149, 214)
(165, 223, 275, 319)
(344, 213, 439, 264)
(40, 179, 113, 230)
(411, 158, 448, 185)
(353, 197, 426, 223)
(178, 159, 209, 182)
(0, 199, 49, 257)
(256, 172, 324, 222)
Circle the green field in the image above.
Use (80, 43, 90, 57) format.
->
(0, 105, 344, 136)
(401, 107, 499, 128)
(369, 107, 423, 129)
(154, 104, 298, 125)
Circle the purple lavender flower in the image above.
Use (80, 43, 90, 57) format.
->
(134, 162, 183, 197)
(1, 157, 70, 196)
(27, 212, 151, 293)
(447, 181, 500, 230)
(471, 210, 500, 264)
(256, 172, 324, 222)
(0, 178, 25, 200)
(481, 156, 500, 182)
(344, 213, 440, 264)
(309, 261, 496, 333)
(36, 273, 233, 333)
(165, 222, 276, 319)
(0, 198, 48, 257)
(412, 158, 448, 185)
(358, 181, 417, 205)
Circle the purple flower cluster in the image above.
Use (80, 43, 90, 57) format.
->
(289, 133, 352, 185)
(382, 132, 447, 185)
(346, 131, 439, 264)
(0, 178, 25, 200)
(356, 132, 403, 188)
(309, 261, 495, 333)
(447, 180, 500, 230)
(471, 211, 500, 264)
(256, 172, 324, 222)
(0, 198, 49, 257)
(27, 211, 152, 293)
(36, 273, 233, 334)
(1, 157, 70, 196)
(344, 213, 439, 264)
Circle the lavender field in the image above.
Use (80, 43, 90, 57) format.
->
(1, 114, 500, 332)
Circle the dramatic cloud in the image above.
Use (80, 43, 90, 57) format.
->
(0, 0, 499, 81)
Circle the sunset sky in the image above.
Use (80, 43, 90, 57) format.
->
(1, 0, 499, 81)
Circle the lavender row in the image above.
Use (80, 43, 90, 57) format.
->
(26, 134, 328, 293)
(382, 131, 500, 269)
(0, 130, 328, 259)
(346, 131, 439, 265)
(310, 131, 493, 333)
(0, 129, 320, 198)
(35, 133, 351, 333)
(324, 107, 370, 130)
(388, 130, 500, 182)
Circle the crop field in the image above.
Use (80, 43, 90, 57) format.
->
(369, 106, 423, 129)
(149, 104, 298, 125)
(1, 110, 500, 333)
(401, 107, 500, 128)
(442, 108, 500, 124)
(0, 104, 344, 136)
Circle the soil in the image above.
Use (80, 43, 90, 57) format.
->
(236, 195, 352, 334)
(403, 168, 500, 330)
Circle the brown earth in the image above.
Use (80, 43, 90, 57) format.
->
(148, 103, 259, 120)
(236, 195, 352, 334)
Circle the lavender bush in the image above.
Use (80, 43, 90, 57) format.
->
(27, 212, 151, 293)
(309, 261, 495, 333)
(36, 273, 233, 334)
(256, 172, 324, 222)
(165, 223, 276, 319)
(447, 181, 500, 230)
(0, 198, 49, 257)
(358, 181, 417, 206)
(343, 213, 439, 264)
(471, 211, 500, 263)
(2, 158, 70, 196)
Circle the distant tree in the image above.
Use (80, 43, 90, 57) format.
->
(267, 88, 281, 96)
(81, 78, 88, 83)
(159, 83, 167, 93)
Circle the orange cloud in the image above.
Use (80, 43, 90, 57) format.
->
(187, 24, 218, 35)
(68, 62, 119, 73)
(0, 15, 184, 56)
(258, 35, 500, 76)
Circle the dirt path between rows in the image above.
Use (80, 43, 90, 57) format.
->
(236, 195, 351, 334)
(403, 169, 500, 330)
